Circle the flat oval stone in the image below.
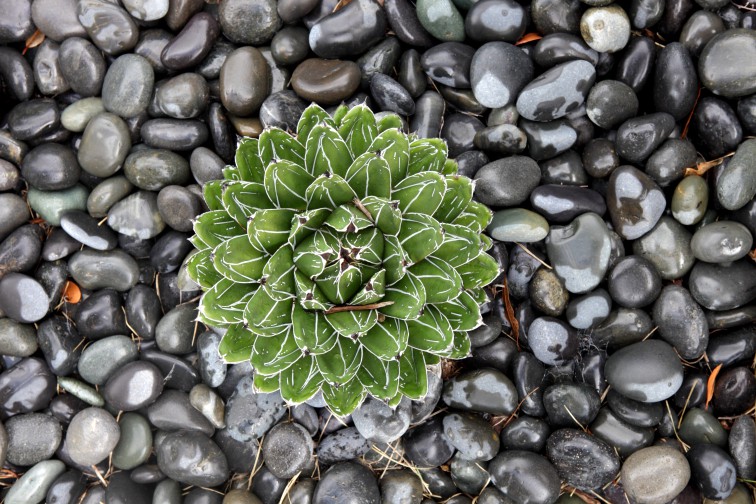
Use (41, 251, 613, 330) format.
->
(77, 0, 139, 55)
(101, 54, 154, 119)
(580, 5, 631, 53)
(225, 377, 287, 442)
(384, 0, 435, 48)
(147, 389, 214, 435)
(161, 13, 219, 71)
(141, 119, 208, 151)
(615, 112, 676, 164)
(699, 29, 756, 98)
(442, 369, 517, 416)
(0, 319, 37, 357)
(78, 335, 137, 386)
(633, 216, 695, 280)
(622, 446, 691, 504)
(291, 58, 361, 106)
(442, 413, 498, 462)
(530, 184, 606, 224)
(259, 91, 308, 131)
(689, 259, 756, 311)
(102, 361, 164, 411)
(605, 340, 683, 403)
(155, 72, 210, 119)
(4, 460, 65, 504)
(465, 0, 526, 42)
(309, 0, 387, 58)
(607, 166, 666, 240)
(416, 0, 464, 42)
(544, 383, 600, 428)
(5, 413, 62, 466)
(8, 99, 60, 141)
(586, 80, 639, 129)
(653, 42, 698, 121)
(26, 185, 89, 227)
(470, 42, 533, 109)
(157, 430, 229, 487)
(608, 255, 661, 308)
(317, 427, 370, 465)
(527, 316, 579, 366)
(519, 118, 577, 161)
(421, 42, 475, 89)
(0, 273, 49, 324)
(589, 407, 654, 458)
(32, 0, 87, 42)
(60, 210, 117, 251)
(22, 143, 80, 191)
(511, 353, 547, 417)
(474, 155, 541, 207)
(606, 389, 663, 428)
(672, 174, 708, 225)
(219, 0, 281, 45)
(691, 220, 753, 263)
(489, 450, 560, 504)
(220, 47, 270, 116)
(108, 190, 165, 240)
(61, 97, 105, 133)
(65, 407, 120, 466)
(566, 288, 611, 330)
(687, 443, 737, 500)
(729, 416, 756, 480)
(111, 412, 152, 470)
(33, 40, 70, 96)
(262, 422, 313, 479)
(123, 148, 191, 191)
(716, 139, 756, 211)
(77, 112, 131, 178)
(547, 428, 620, 490)
(517, 60, 596, 122)
(68, 249, 139, 291)
(0, 358, 57, 418)
(0, 48, 34, 102)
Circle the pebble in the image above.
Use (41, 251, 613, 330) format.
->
(621, 446, 691, 504)
(442, 412, 499, 462)
(713, 366, 756, 417)
(33, 40, 70, 96)
(154, 302, 197, 354)
(0, 273, 49, 324)
(77, 0, 139, 55)
(225, 377, 287, 442)
(606, 390, 663, 428)
(22, 144, 80, 191)
(157, 430, 229, 487)
(219, 0, 281, 45)
(380, 470, 424, 504)
(59, 38, 106, 98)
(309, 0, 386, 58)
(689, 97, 743, 161)
(605, 340, 683, 403)
(517, 60, 596, 122)
(148, 389, 214, 435)
(689, 259, 756, 311)
(291, 59, 361, 107)
(384, 0, 435, 48)
(220, 47, 270, 116)
(5, 413, 62, 466)
(487, 208, 549, 243)
(141, 119, 209, 151)
(77, 112, 132, 178)
(0, 319, 37, 357)
(102, 361, 164, 411)
(312, 462, 380, 504)
(698, 29, 756, 98)
(470, 42, 533, 108)
(0, 48, 34, 102)
(519, 118, 577, 161)
(607, 255, 660, 308)
(679, 408, 728, 447)
(465, 0, 526, 42)
(729, 416, 756, 480)
(672, 174, 709, 225)
(317, 427, 370, 465)
(590, 407, 654, 457)
(60, 98, 105, 133)
(351, 396, 411, 443)
(692, 221, 753, 264)
(633, 216, 695, 280)
(262, 422, 313, 478)
(403, 417, 455, 467)
(687, 443, 737, 500)
(442, 368, 518, 416)
(156, 72, 210, 119)
(190, 384, 226, 429)
(607, 166, 666, 240)
(580, 6, 631, 53)
(77, 335, 137, 386)
(259, 91, 308, 131)
(31, 0, 87, 42)
(107, 190, 166, 239)
(566, 288, 611, 329)
(488, 450, 561, 504)
(65, 407, 120, 466)
(543, 383, 600, 428)
(547, 428, 620, 490)
(111, 412, 152, 470)
(370, 74, 415, 116)
(4, 460, 66, 504)
(586, 80, 638, 129)
(416, 0, 465, 42)
(421, 42, 475, 89)
(474, 156, 541, 207)
(8, 99, 60, 141)
(716, 139, 756, 211)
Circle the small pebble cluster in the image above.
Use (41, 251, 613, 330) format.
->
(0, 0, 754, 503)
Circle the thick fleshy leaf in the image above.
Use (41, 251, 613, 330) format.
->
(379, 271, 426, 320)
(280, 356, 323, 404)
(343, 227, 384, 266)
(398, 348, 427, 400)
(442, 158, 458, 175)
(244, 287, 292, 335)
(439, 331, 472, 359)
(198, 279, 257, 326)
(407, 138, 447, 175)
(203, 180, 224, 211)
(251, 328, 300, 375)
(349, 269, 385, 305)
(434, 175, 473, 223)
(377, 114, 404, 132)
(433, 224, 481, 268)
(222, 181, 275, 227)
(368, 128, 409, 183)
(332, 104, 349, 125)
(235, 138, 264, 183)
(288, 208, 330, 247)
(261, 245, 296, 300)
(223, 166, 240, 181)
(451, 201, 493, 232)
(344, 152, 391, 199)
(323, 204, 372, 233)
(359, 316, 408, 360)
(305, 124, 352, 177)
(338, 104, 377, 158)
(316, 337, 362, 385)
(407, 256, 462, 303)
(259, 128, 305, 167)
(392, 172, 446, 215)
(322, 378, 366, 417)
(213, 235, 267, 283)
(292, 304, 338, 355)
(247, 208, 296, 253)
(186, 248, 223, 288)
(294, 271, 332, 311)
(189, 234, 209, 251)
(407, 305, 453, 353)
(358, 352, 400, 400)
(218, 323, 255, 363)
(434, 290, 482, 331)
(457, 252, 500, 289)
(194, 210, 244, 248)
(469, 287, 489, 307)
(398, 213, 443, 264)
(254, 373, 280, 393)
(382, 234, 408, 285)
(316, 262, 374, 305)
(293, 229, 339, 278)
(305, 173, 356, 210)
(480, 233, 493, 251)
(263, 160, 314, 210)
(324, 309, 378, 337)
(297, 103, 335, 144)
(361, 196, 401, 235)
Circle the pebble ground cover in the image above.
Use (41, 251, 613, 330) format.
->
(0, 0, 754, 503)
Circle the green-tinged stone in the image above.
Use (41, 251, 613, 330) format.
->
(112, 412, 153, 470)
(488, 208, 549, 242)
(27, 184, 89, 226)
(671, 175, 708, 226)
(57, 377, 104, 406)
(417, 0, 465, 42)
(5, 460, 65, 504)
(60, 97, 105, 132)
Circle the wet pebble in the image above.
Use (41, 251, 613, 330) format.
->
(313, 462, 380, 504)
(470, 42, 533, 109)
(102, 360, 164, 411)
(262, 422, 313, 478)
(621, 446, 691, 504)
(65, 407, 120, 466)
(474, 155, 541, 207)
(605, 340, 683, 403)
(687, 443, 737, 500)
(157, 430, 229, 487)
(488, 450, 561, 504)
(607, 166, 666, 240)
(4, 460, 65, 504)
(547, 428, 620, 490)
(698, 29, 756, 98)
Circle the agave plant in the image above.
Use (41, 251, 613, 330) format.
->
(187, 103, 499, 415)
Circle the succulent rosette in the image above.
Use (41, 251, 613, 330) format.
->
(187, 103, 499, 415)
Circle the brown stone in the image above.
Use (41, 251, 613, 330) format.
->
(291, 58, 361, 106)
(219, 47, 270, 116)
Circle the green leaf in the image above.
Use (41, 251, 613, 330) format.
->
(398, 213, 444, 264)
(247, 208, 296, 253)
(324, 309, 378, 337)
(316, 262, 373, 305)
(407, 256, 462, 303)
(187, 248, 223, 288)
(407, 138, 447, 176)
(235, 138, 264, 183)
(244, 287, 292, 335)
(398, 348, 428, 400)
(259, 128, 305, 168)
(254, 373, 280, 393)
(251, 328, 300, 375)
(368, 128, 409, 184)
(323, 204, 373, 233)
(457, 252, 500, 289)
(322, 379, 366, 417)
(203, 180, 224, 211)
(223, 166, 240, 181)
(280, 356, 323, 404)
(293, 229, 339, 278)
(361, 196, 401, 235)
(392, 172, 446, 215)
(222, 181, 275, 227)
(305, 123, 352, 177)
(434, 290, 482, 331)
(407, 305, 453, 353)
(288, 208, 330, 247)
(305, 173, 356, 210)
(469, 287, 489, 307)
(358, 352, 400, 400)
(261, 245, 296, 301)
(359, 316, 408, 360)
(213, 235, 267, 283)
(442, 158, 458, 175)
(194, 210, 244, 248)
(434, 175, 473, 223)
(189, 234, 209, 251)
(377, 114, 404, 132)
(382, 234, 408, 285)
(294, 271, 332, 311)
(198, 279, 257, 327)
(344, 152, 392, 199)
(343, 227, 384, 266)
(292, 304, 338, 355)
(263, 160, 315, 210)
(316, 337, 362, 385)
(451, 201, 493, 233)
(297, 103, 335, 144)
(338, 104, 377, 158)
(433, 224, 481, 268)
(332, 105, 349, 125)
(349, 269, 385, 305)
(480, 233, 493, 251)
(379, 271, 426, 320)
(439, 331, 472, 359)
(219, 323, 255, 363)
